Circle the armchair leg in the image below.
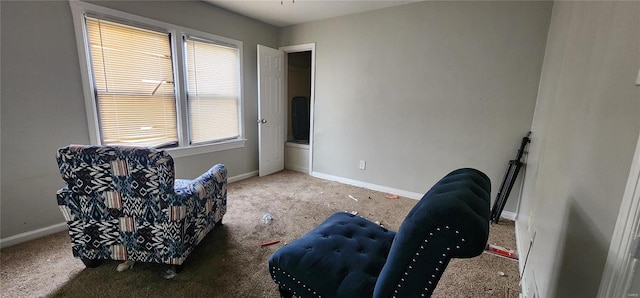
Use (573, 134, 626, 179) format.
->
(163, 264, 184, 279)
(81, 258, 103, 268)
(116, 260, 135, 272)
(173, 264, 185, 274)
(278, 286, 293, 298)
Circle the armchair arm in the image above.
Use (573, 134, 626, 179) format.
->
(194, 164, 227, 199)
(172, 164, 227, 251)
(174, 164, 227, 200)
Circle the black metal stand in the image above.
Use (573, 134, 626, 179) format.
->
(490, 132, 531, 224)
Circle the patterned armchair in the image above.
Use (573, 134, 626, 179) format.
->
(55, 145, 227, 269)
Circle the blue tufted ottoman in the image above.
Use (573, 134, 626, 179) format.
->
(269, 212, 396, 297)
(268, 168, 491, 298)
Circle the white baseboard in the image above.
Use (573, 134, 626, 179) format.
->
(515, 218, 535, 297)
(285, 164, 309, 174)
(515, 220, 526, 274)
(311, 171, 424, 200)
(311, 171, 519, 218)
(0, 222, 67, 249)
(228, 170, 258, 183)
(501, 211, 517, 221)
(1, 170, 259, 249)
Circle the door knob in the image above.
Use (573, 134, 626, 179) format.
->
(257, 119, 267, 123)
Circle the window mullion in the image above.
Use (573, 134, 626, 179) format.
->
(172, 32, 189, 147)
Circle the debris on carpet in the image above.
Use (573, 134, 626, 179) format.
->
(485, 244, 518, 260)
(259, 240, 280, 247)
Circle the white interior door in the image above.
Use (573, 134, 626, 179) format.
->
(598, 72, 640, 297)
(257, 45, 285, 176)
(599, 133, 640, 297)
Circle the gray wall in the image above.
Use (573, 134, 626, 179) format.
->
(279, 1, 552, 209)
(0, 1, 278, 239)
(517, 1, 640, 297)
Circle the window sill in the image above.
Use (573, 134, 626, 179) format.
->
(167, 139, 246, 158)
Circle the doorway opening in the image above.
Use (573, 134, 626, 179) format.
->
(282, 44, 315, 174)
(286, 51, 311, 145)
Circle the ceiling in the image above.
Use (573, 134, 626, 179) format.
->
(204, 0, 419, 27)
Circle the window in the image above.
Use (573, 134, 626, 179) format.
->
(71, 2, 244, 156)
(86, 17, 178, 147)
(185, 38, 240, 144)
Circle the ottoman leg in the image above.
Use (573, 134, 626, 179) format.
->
(278, 286, 293, 298)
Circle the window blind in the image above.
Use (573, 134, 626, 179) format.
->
(185, 38, 240, 144)
(85, 17, 178, 147)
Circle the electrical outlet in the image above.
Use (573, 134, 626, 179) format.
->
(359, 160, 366, 170)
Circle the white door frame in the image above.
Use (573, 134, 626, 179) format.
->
(280, 43, 316, 174)
(598, 133, 640, 297)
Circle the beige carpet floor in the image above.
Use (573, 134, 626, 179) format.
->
(0, 170, 520, 297)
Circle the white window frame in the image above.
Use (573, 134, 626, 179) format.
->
(70, 0, 245, 158)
